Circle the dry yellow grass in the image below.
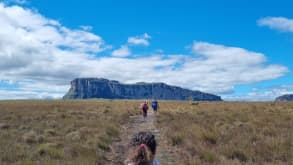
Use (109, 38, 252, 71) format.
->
(0, 100, 139, 165)
(0, 100, 292, 165)
(156, 101, 293, 165)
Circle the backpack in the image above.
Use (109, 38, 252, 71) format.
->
(142, 103, 148, 110)
(152, 101, 157, 108)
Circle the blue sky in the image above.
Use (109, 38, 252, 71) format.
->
(0, 0, 293, 100)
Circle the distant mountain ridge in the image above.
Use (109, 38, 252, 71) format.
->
(63, 78, 222, 101)
(275, 94, 293, 101)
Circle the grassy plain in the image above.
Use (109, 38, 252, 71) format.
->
(0, 100, 292, 165)
(157, 101, 293, 165)
(0, 100, 139, 165)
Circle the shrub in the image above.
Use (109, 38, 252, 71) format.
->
(106, 125, 119, 137)
(226, 149, 248, 162)
(171, 133, 184, 146)
(200, 150, 217, 163)
(45, 129, 57, 136)
(37, 144, 64, 159)
(201, 130, 217, 145)
(23, 130, 38, 144)
(66, 131, 81, 141)
(0, 123, 10, 129)
(97, 141, 110, 151)
(23, 159, 33, 165)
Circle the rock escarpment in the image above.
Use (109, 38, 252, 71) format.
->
(63, 78, 222, 101)
(275, 94, 293, 101)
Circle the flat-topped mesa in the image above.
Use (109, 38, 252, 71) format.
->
(275, 94, 293, 101)
(63, 78, 222, 101)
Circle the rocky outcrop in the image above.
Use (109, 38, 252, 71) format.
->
(275, 94, 293, 101)
(63, 78, 222, 101)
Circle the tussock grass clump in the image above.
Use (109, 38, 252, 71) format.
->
(199, 150, 218, 163)
(200, 129, 218, 145)
(171, 132, 184, 146)
(0, 123, 9, 129)
(45, 128, 57, 136)
(106, 124, 120, 137)
(37, 143, 64, 159)
(66, 131, 81, 141)
(97, 139, 111, 151)
(23, 130, 38, 144)
(225, 148, 248, 162)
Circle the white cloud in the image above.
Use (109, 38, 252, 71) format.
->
(0, 3, 107, 54)
(112, 45, 131, 57)
(223, 85, 293, 101)
(73, 42, 286, 95)
(114, 33, 151, 56)
(0, 3, 109, 98)
(3, 0, 27, 5)
(128, 33, 151, 46)
(0, 89, 63, 99)
(258, 17, 293, 32)
(182, 42, 288, 93)
(80, 25, 93, 31)
(0, 3, 289, 100)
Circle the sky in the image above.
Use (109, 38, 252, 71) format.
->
(0, 0, 293, 101)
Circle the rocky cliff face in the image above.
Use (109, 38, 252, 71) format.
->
(63, 78, 222, 101)
(275, 94, 293, 101)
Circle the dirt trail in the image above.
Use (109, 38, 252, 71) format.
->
(106, 111, 178, 165)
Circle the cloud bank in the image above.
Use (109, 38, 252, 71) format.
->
(112, 46, 131, 57)
(258, 17, 293, 32)
(128, 33, 151, 46)
(224, 85, 293, 101)
(0, 3, 289, 100)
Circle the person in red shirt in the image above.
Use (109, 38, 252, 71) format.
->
(140, 100, 148, 119)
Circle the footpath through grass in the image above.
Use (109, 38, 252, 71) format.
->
(0, 100, 292, 165)
(106, 108, 179, 165)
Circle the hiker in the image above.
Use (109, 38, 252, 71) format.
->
(126, 131, 161, 165)
(151, 99, 159, 114)
(140, 100, 148, 119)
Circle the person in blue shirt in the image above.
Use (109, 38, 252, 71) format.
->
(151, 99, 159, 114)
